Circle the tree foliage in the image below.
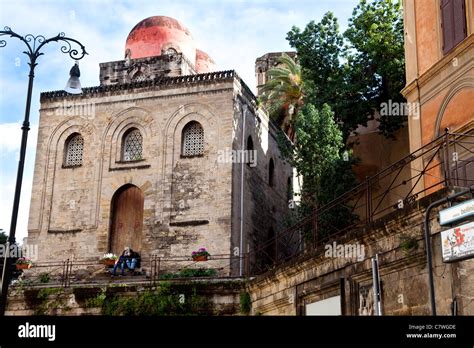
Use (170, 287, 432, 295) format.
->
(287, 0, 406, 140)
(0, 230, 7, 245)
(260, 53, 304, 139)
(278, 103, 344, 208)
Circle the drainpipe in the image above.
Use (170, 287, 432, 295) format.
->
(424, 187, 473, 316)
(239, 105, 247, 277)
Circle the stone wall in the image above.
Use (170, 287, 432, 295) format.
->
(6, 279, 244, 316)
(247, 188, 474, 316)
(99, 53, 196, 85)
(230, 88, 293, 276)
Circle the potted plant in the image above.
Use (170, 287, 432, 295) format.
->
(16, 257, 33, 270)
(101, 253, 118, 267)
(191, 248, 210, 262)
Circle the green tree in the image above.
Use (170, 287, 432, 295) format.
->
(0, 229, 7, 245)
(279, 103, 343, 208)
(287, 0, 406, 140)
(279, 104, 358, 239)
(260, 53, 304, 140)
(345, 0, 406, 137)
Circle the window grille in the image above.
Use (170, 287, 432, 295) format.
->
(269, 159, 275, 187)
(123, 129, 143, 161)
(182, 122, 204, 156)
(65, 134, 84, 167)
(133, 72, 147, 82)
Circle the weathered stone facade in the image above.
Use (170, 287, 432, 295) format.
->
(6, 279, 244, 316)
(99, 53, 196, 86)
(27, 53, 292, 276)
(248, 188, 474, 316)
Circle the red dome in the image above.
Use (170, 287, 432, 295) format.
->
(195, 49, 216, 73)
(125, 16, 197, 65)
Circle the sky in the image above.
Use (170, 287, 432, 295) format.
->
(0, 0, 360, 242)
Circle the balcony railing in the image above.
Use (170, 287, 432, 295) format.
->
(250, 130, 474, 274)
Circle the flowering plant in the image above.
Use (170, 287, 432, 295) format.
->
(16, 257, 33, 265)
(191, 248, 210, 258)
(100, 253, 118, 261)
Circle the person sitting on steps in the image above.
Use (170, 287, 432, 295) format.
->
(111, 247, 140, 277)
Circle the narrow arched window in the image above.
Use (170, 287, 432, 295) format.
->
(164, 47, 178, 55)
(122, 128, 143, 161)
(247, 136, 254, 167)
(269, 158, 275, 187)
(182, 121, 204, 157)
(287, 176, 293, 201)
(247, 136, 254, 152)
(64, 133, 84, 167)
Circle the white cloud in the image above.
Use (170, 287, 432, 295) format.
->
(0, 122, 38, 154)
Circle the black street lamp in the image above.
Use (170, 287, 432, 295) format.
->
(0, 26, 87, 315)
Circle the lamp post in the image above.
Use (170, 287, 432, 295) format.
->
(0, 26, 87, 315)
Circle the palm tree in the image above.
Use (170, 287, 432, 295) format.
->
(260, 53, 304, 140)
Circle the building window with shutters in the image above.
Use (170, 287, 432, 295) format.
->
(441, 0, 467, 55)
(122, 128, 143, 162)
(64, 133, 84, 167)
(181, 121, 204, 157)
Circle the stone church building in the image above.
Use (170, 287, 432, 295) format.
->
(27, 16, 293, 276)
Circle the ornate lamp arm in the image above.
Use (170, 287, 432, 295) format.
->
(0, 26, 88, 68)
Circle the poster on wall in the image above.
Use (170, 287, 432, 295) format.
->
(441, 221, 474, 262)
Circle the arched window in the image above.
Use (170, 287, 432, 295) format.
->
(247, 136, 254, 152)
(122, 128, 143, 161)
(164, 47, 178, 55)
(64, 133, 84, 167)
(269, 158, 275, 187)
(287, 176, 293, 201)
(182, 121, 204, 157)
(246, 136, 254, 167)
(132, 71, 146, 82)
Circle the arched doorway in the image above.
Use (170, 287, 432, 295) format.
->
(109, 184, 144, 255)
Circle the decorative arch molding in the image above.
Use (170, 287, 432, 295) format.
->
(127, 63, 151, 80)
(161, 42, 182, 55)
(162, 103, 219, 166)
(160, 103, 220, 223)
(102, 106, 155, 170)
(102, 178, 154, 203)
(33, 117, 99, 233)
(434, 78, 474, 139)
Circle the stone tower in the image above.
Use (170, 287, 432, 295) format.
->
(255, 51, 297, 96)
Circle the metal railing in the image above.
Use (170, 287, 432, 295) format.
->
(250, 130, 474, 274)
(10, 253, 250, 289)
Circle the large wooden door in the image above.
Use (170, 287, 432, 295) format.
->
(110, 185, 144, 255)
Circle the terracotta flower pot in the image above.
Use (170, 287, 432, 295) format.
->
(192, 255, 208, 262)
(102, 259, 116, 267)
(16, 263, 32, 270)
